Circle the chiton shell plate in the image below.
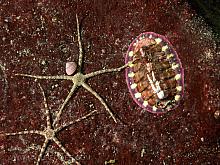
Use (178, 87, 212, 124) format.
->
(125, 32, 184, 113)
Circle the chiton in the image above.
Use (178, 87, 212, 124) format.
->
(125, 32, 184, 113)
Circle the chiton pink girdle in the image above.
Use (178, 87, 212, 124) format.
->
(125, 32, 184, 113)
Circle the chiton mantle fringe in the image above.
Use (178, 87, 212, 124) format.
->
(125, 32, 184, 113)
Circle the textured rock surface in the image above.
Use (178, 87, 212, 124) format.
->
(0, 0, 219, 164)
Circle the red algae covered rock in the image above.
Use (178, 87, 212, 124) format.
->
(0, 0, 219, 164)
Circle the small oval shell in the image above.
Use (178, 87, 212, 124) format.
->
(125, 32, 184, 114)
(66, 62, 77, 75)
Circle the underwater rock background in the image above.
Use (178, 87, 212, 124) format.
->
(0, 0, 219, 164)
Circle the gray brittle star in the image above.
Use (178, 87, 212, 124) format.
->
(2, 83, 97, 165)
(15, 14, 131, 125)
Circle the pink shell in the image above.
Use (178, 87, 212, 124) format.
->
(65, 62, 77, 75)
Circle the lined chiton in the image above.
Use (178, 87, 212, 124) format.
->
(125, 32, 184, 113)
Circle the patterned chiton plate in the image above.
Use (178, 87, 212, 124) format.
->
(125, 32, 184, 113)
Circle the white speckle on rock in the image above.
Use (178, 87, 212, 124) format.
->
(201, 137, 204, 142)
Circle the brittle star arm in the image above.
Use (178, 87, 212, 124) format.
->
(38, 83, 52, 129)
(36, 83, 53, 165)
(76, 14, 83, 71)
(84, 62, 132, 79)
(52, 136, 81, 165)
(53, 110, 97, 165)
(55, 110, 97, 132)
(36, 138, 49, 165)
(53, 82, 78, 127)
(15, 73, 72, 81)
(4, 129, 47, 165)
(81, 82, 117, 123)
(5, 130, 42, 136)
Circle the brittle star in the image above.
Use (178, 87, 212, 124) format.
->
(2, 83, 97, 165)
(15, 14, 131, 125)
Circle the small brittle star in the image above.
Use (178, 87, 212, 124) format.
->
(2, 83, 97, 165)
(15, 14, 131, 125)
